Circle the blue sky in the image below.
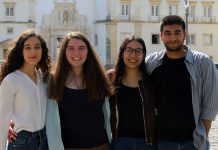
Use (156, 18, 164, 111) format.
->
(36, 0, 53, 27)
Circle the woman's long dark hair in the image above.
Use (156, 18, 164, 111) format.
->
(48, 32, 111, 101)
(0, 29, 51, 83)
(113, 35, 152, 92)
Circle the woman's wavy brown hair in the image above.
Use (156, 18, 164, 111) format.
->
(0, 29, 51, 83)
(48, 32, 111, 101)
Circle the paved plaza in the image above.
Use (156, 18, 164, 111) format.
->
(209, 114, 218, 150)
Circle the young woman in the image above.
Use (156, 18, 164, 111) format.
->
(0, 30, 51, 150)
(108, 35, 157, 150)
(45, 32, 112, 150)
(7, 32, 112, 150)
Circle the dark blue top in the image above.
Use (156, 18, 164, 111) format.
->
(58, 87, 108, 148)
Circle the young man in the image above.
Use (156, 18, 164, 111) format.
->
(146, 15, 218, 150)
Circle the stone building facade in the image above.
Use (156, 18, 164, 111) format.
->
(40, 0, 88, 61)
(1, 0, 218, 66)
(94, 0, 218, 66)
(0, 0, 36, 62)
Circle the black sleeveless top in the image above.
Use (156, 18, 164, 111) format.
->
(117, 83, 145, 138)
(58, 87, 108, 148)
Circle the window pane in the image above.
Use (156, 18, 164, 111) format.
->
(152, 34, 159, 44)
(203, 34, 212, 45)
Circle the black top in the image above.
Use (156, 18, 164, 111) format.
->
(150, 55, 195, 141)
(117, 83, 145, 138)
(58, 87, 108, 148)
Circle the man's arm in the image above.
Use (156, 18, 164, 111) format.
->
(200, 56, 218, 121)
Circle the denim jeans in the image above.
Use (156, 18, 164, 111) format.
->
(112, 137, 157, 150)
(7, 127, 48, 150)
(157, 140, 199, 150)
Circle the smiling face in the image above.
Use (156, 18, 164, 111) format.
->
(123, 40, 144, 70)
(22, 36, 42, 67)
(161, 24, 186, 52)
(65, 38, 88, 71)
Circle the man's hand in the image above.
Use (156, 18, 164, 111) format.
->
(202, 119, 212, 137)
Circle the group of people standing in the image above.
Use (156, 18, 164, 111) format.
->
(0, 15, 217, 150)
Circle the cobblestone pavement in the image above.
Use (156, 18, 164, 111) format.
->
(209, 115, 218, 150)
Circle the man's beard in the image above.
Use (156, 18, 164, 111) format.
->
(164, 42, 184, 52)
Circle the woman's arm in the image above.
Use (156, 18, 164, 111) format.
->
(0, 79, 15, 149)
